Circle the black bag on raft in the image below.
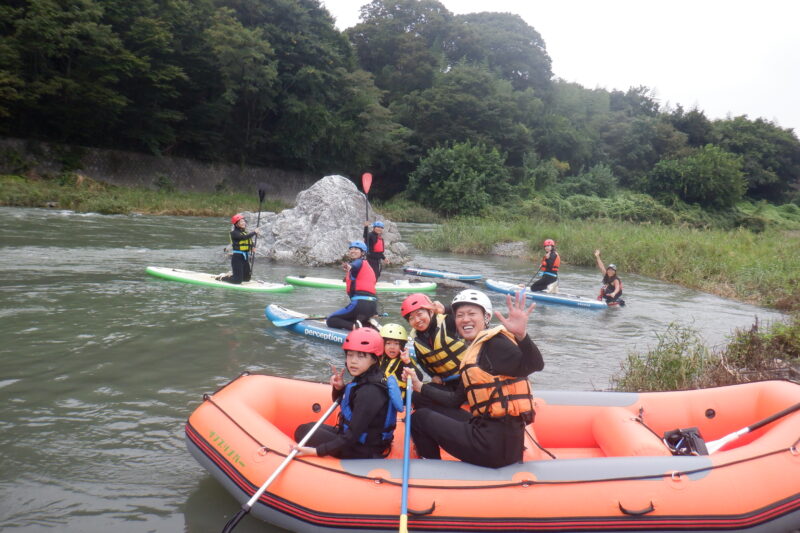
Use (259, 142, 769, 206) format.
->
(663, 427, 709, 456)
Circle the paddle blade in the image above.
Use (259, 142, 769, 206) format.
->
(361, 172, 373, 194)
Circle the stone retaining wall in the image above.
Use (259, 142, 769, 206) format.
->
(0, 137, 325, 202)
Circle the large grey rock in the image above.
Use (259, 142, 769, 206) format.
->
(242, 175, 409, 266)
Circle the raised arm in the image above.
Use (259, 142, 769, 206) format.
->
(594, 249, 606, 274)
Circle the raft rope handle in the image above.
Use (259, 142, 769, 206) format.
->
(618, 501, 655, 516)
(525, 428, 557, 460)
(198, 396, 798, 491)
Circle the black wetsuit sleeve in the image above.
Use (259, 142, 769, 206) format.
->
(479, 334, 544, 377)
(419, 380, 466, 408)
(363, 226, 369, 242)
(316, 384, 388, 457)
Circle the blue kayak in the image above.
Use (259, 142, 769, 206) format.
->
(485, 279, 608, 310)
(403, 266, 482, 281)
(265, 304, 347, 344)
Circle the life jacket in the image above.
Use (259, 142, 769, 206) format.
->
(460, 326, 535, 420)
(230, 229, 253, 252)
(339, 374, 405, 445)
(601, 274, 623, 298)
(346, 258, 377, 296)
(539, 251, 560, 275)
(370, 232, 384, 254)
(380, 356, 422, 397)
(411, 314, 467, 381)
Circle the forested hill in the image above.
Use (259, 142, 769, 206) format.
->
(2, 0, 799, 212)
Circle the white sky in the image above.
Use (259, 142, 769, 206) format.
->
(321, 0, 800, 136)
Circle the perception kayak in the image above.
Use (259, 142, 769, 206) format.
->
(146, 266, 293, 293)
(285, 275, 436, 292)
(264, 303, 347, 344)
(403, 266, 482, 281)
(485, 278, 608, 309)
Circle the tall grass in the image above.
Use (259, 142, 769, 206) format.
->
(612, 317, 800, 391)
(0, 174, 288, 216)
(414, 217, 800, 309)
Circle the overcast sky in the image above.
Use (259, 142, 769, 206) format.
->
(321, 0, 800, 137)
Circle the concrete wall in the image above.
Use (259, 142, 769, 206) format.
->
(0, 137, 327, 203)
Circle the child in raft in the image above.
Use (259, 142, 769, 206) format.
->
(378, 323, 423, 400)
(293, 327, 404, 459)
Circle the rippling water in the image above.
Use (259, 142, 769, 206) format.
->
(0, 206, 785, 532)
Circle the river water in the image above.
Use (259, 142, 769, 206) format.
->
(0, 206, 785, 532)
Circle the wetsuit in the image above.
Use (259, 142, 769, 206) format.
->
(220, 227, 256, 284)
(531, 251, 559, 292)
(363, 227, 386, 279)
(326, 258, 378, 330)
(410, 329, 544, 468)
(294, 365, 394, 458)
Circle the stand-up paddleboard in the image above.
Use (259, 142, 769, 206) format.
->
(285, 275, 436, 292)
(265, 304, 347, 344)
(485, 278, 608, 309)
(403, 266, 482, 281)
(146, 266, 293, 293)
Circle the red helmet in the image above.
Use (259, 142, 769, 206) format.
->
(543, 239, 555, 247)
(231, 214, 245, 224)
(342, 327, 384, 356)
(401, 293, 434, 318)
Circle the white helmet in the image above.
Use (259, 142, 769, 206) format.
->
(452, 289, 493, 320)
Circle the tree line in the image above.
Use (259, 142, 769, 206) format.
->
(2, 0, 799, 215)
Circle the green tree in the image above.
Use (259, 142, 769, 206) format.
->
(714, 116, 800, 202)
(445, 12, 552, 95)
(347, 0, 452, 101)
(647, 144, 745, 208)
(406, 141, 510, 216)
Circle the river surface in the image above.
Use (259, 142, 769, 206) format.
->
(0, 206, 785, 532)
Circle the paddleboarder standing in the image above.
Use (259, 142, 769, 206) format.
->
(363, 221, 388, 279)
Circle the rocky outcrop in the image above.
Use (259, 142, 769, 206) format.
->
(242, 175, 409, 266)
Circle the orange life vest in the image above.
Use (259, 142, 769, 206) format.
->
(539, 252, 560, 274)
(460, 326, 534, 419)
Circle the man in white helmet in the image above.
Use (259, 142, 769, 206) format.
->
(403, 289, 545, 468)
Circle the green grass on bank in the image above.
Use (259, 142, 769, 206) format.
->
(611, 317, 800, 392)
(413, 217, 800, 310)
(0, 174, 288, 216)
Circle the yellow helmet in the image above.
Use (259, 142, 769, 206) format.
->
(379, 323, 408, 341)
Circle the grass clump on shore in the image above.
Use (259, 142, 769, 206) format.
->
(373, 194, 442, 223)
(612, 316, 800, 392)
(0, 174, 287, 216)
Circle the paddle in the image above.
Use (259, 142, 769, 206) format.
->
(706, 401, 800, 454)
(220, 400, 340, 533)
(361, 172, 372, 221)
(399, 373, 413, 533)
(250, 183, 267, 272)
(272, 312, 388, 328)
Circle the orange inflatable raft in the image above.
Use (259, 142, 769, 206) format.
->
(185, 374, 800, 532)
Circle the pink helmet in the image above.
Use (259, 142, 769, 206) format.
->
(543, 239, 555, 247)
(342, 327, 384, 356)
(231, 214, 245, 224)
(400, 293, 434, 318)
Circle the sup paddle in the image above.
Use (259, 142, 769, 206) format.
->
(399, 373, 413, 533)
(220, 400, 340, 533)
(250, 183, 267, 272)
(361, 172, 372, 221)
(706, 401, 800, 454)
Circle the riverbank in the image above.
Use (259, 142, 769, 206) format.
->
(0, 173, 288, 216)
(412, 216, 800, 312)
